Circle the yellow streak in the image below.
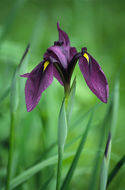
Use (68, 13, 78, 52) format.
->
(43, 61, 49, 71)
(83, 53, 89, 63)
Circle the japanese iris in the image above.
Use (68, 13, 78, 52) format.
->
(21, 23, 108, 112)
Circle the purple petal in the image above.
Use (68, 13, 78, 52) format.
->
(57, 22, 70, 47)
(57, 23, 72, 61)
(22, 62, 53, 112)
(70, 47, 77, 61)
(48, 46, 67, 68)
(44, 49, 63, 85)
(79, 55, 108, 103)
(53, 66, 63, 86)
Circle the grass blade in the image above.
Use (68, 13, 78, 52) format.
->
(2, 152, 75, 190)
(89, 103, 112, 190)
(0, 88, 10, 105)
(100, 133, 112, 190)
(99, 77, 119, 190)
(107, 155, 125, 187)
(5, 45, 30, 190)
(10, 44, 30, 113)
(89, 77, 120, 190)
(66, 77, 76, 124)
(56, 98, 67, 190)
(61, 112, 93, 190)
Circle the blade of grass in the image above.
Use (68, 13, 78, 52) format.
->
(5, 44, 30, 190)
(89, 100, 113, 190)
(66, 77, 76, 124)
(2, 152, 75, 190)
(0, 87, 10, 105)
(56, 79, 76, 190)
(71, 102, 101, 129)
(107, 155, 125, 187)
(39, 171, 54, 190)
(3, 105, 96, 190)
(56, 98, 67, 190)
(61, 112, 93, 190)
(99, 77, 119, 190)
(100, 133, 112, 190)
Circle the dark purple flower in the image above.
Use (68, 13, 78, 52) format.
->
(21, 23, 108, 112)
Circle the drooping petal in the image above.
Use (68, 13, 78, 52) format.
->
(21, 61, 53, 112)
(79, 55, 108, 103)
(57, 22, 70, 47)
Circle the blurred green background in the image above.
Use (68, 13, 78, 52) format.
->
(0, 0, 125, 189)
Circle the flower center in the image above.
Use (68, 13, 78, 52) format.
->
(43, 61, 49, 71)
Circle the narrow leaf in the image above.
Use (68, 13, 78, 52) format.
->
(99, 77, 119, 190)
(66, 77, 76, 124)
(107, 155, 125, 187)
(2, 152, 75, 190)
(100, 133, 112, 190)
(10, 44, 30, 113)
(58, 98, 67, 149)
(57, 98, 67, 190)
(89, 102, 112, 190)
(61, 112, 93, 190)
(0, 88, 10, 105)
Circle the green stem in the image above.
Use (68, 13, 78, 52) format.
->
(6, 112, 15, 190)
(56, 95, 69, 190)
(56, 147, 63, 190)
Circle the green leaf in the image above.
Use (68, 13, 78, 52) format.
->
(2, 152, 75, 190)
(58, 98, 67, 149)
(56, 98, 68, 190)
(107, 155, 125, 187)
(71, 102, 101, 129)
(0, 87, 10, 105)
(100, 133, 112, 190)
(10, 44, 30, 113)
(66, 77, 76, 124)
(61, 112, 93, 190)
(89, 103, 112, 190)
(39, 171, 54, 190)
(110, 77, 119, 137)
(100, 157, 108, 190)
(99, 77, 119, 190)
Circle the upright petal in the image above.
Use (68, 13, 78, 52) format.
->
(21, 61, 53, 112)
(48, 46, 67, 68)
(57, 22, 70, 47)
(79, 55, 108, 103)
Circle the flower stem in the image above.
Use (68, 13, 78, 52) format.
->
(6, 113, 15, 190)
(56, 147, 63, 190)
(56, 97, 68, 190)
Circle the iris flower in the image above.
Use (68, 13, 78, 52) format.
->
(21, 23, 108, 112)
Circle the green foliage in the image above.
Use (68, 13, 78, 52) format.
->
(0, 0, 124, 190)
(61, 112, 93, 190)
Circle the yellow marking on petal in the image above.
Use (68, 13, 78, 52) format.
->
(43, 61, 49, 71)
(83, 53, 89, 63)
